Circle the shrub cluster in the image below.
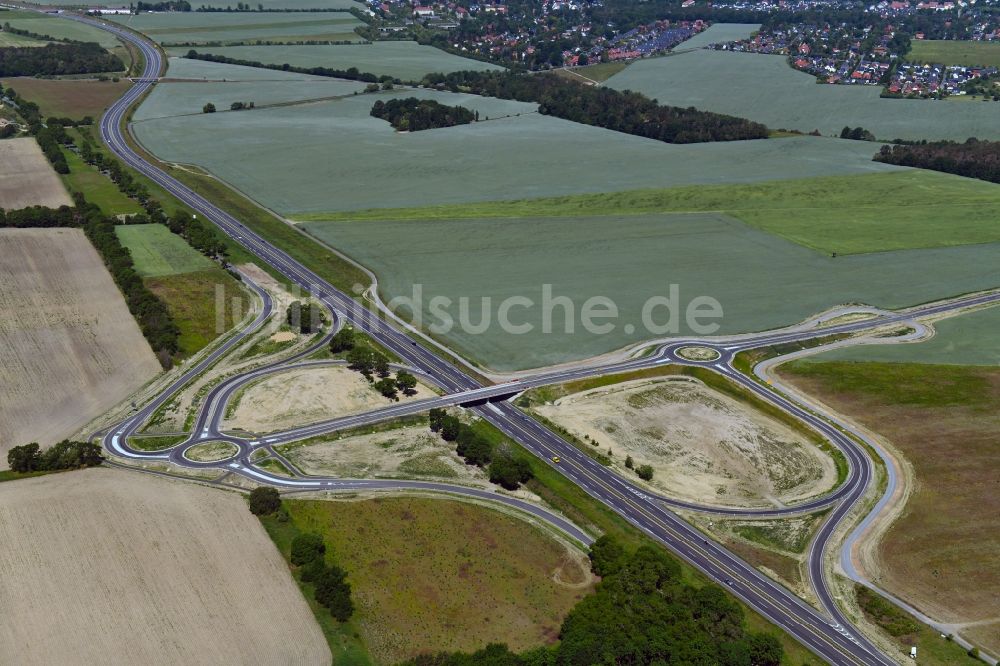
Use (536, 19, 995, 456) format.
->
(290, 533, 354, 622)
(428, 408, 533, 489)
(332, 328, 417, 399)
(7, 440, 103, 474)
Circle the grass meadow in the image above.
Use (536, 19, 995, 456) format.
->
(907, 39, 1000, 67)
(267, 497, 592, 665)
(606, 49, 1000, 141)
(165, 41, 503, 79)
(110, 11, 365, 45)
(115, 224, 215, 277)
(811, 304, 1000, 366)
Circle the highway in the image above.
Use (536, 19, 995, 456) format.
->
(76, 13, 1000, 665)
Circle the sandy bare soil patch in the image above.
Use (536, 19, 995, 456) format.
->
(0, 467, 329, 665)
(0, 138, 72, 209)
(535, 378, 836, 507)
(226, 365, 435, 434)
(281, 422, 541, 497)
(0, 229, 160, 465)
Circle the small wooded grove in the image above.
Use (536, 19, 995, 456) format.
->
(0, 42, 123, 77)
(874, 138, 1000, 184)
(420, 70, 770, 143)
(428, 409, 533, 490)
(7, 440, 103, 474)
(401, 535, 784, 665)
(370, 98, 476, 131)
(0, 197, 180, 366)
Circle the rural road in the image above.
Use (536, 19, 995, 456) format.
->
(73, 12, 1000, 665)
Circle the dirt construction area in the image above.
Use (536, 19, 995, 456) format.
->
(0, 229, 161, 465)
(225, 365, 435, 434)
(534, 378, 837, 507)
(0, 467, 330, 665)
(0, 138, 73, 209)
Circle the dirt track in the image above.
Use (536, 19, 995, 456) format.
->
(0, 229, 161, 465)
(0, 468, 330, 665)
(0, 138, 73, 209)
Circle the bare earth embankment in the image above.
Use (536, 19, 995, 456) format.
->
(0, 229, 161, 464)
(0, 138, 73, 209)
(535, 378, 836, 507)
(0, 468, 330, 665)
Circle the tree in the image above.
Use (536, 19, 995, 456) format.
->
(286, 301, 318, 334)
(374, 377, 399, 400)
(429, 407, 446, 432)
(588, 535, 626, 576)
(636, 464, 654, 481)
(329, 326, 355, 353)
(202, 102, 216, 113)
(248, 486, 281, 515)
(290, 532, 326, 566)
(314, 565, 353, 620)
(488, 452, 533, 490)
(625, 455, 634, 469)
(746, 632, 783, 666)
(395, 370, 418, 396)
(7, 442, 40, 473)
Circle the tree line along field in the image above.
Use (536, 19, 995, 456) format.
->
(0, 468, 331, 665)
(780, 361, 1000, 657)
(0, 228, 161, 465)
(132, 61, 902, 215)
(907, 39, 1000, 67)
(165, 41, 504, 80)
(303, 210, 1000, 371)
(110, 11, 366, 45)
(605, 48, 1000, 141)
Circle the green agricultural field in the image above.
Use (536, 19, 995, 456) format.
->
(298, 170, 1000, 255)
(680, 22, 760, 49)
(115, 224, 215, 277)
(110, 11, 365, 45)
(0, 11, 120, 48)
(303, 211, 1000, 370)
(135, 59, 365, 121)
(606, 49, 1000, 141)
(165, 41, 503, 80)
(908, 39, 1000, 67)
(0, 30, 45, 47)
(132, 80, 901, 214)
(810, 304, 1000, 366)
(265, 497, 592, 665)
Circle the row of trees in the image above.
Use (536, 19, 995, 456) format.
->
(35, 125, 69, 173)
(185, 50, 391, 84)
(421, 70, 769, 143)
(403, 537, 784, 665)
(0, 42, 124, 77)
(428, 409, 533, 490)
(7, 440, 103, 474)
(245, 490, 354, 622)
(331, 326, 419, 399)
(370, 98, 476, 132)
(874, 138, 1000, 184)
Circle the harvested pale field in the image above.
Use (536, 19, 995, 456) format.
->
(225, 365, 435, 433)
(0, 229, 160, 464)
(0, 138, 72, 209)
(0, 467, 330, 665)
(535, 378, 836, 507)
(281, 422, 514, 490)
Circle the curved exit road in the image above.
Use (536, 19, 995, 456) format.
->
(76, 13, 1000, 665)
